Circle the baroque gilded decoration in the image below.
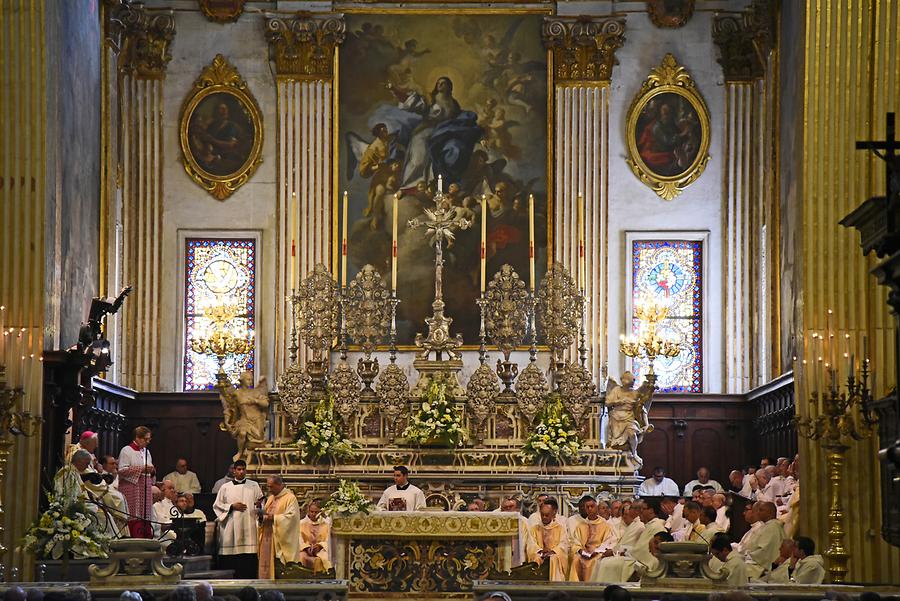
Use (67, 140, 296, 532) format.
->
(541, 16, 626, 84)
(537, 263, 582, 362)
(625, 54, 710, 200)
(484, 265, 529, 359)
(107, 1, 175, 79)
(647, 0, 695, 29)
(198, 0, 246, 24)
(178, 54, 263, 200)
(712, 0, 776, 82)
(264, 14, 346, 80)
(331, 511, 519, 539)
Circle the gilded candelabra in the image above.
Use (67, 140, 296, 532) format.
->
(619, 296, 680, 377)
(795, 360, 878, 583)
(0, 362, 41, 561)
(188, 304, 254, 388)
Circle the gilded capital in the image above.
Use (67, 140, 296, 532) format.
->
(107, 1, 175, 80)
(712, 0, 775, 82)
(265, 14, 346, 81)
(542, 16, 626, 85)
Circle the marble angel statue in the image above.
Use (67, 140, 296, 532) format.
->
(220, 370, 270, 462)
(604, 371, 656, 468)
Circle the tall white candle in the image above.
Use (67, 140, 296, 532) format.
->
(480, 194, 487, 293)
(528, 194, 535, 292)
(392, 193, 399, 292)
(0, 305, 5, 361)
(577, 194, 585, 291)
(341, 191, 349, 287)
(437, 175, 443, 194)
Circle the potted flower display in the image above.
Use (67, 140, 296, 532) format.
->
(403, 379, 467, 448)
(323, 479, 374, 517)
(295, 394, 357, 464)
(521, 394, 584, 465)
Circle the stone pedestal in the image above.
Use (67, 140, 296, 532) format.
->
(89, 539, 182, 585)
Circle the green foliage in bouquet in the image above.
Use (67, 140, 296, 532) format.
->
(521, 394, 584, 464)
(402, 378, 468, 447)
(322, 479, 374, 516)
(23, 492, 111, 560)
(296, 394, 357, 463)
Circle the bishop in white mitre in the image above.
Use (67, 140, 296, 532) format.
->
(213, 460, 263, 579)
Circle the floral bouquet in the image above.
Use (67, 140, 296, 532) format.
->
(23, 493, 111, 559)
(296, 394, 357, 463)
(521, 394, 584, 464)
(403, 379, 468, 447)
(323, 479, 374, 516)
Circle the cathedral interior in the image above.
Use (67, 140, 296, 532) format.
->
(0, 0, 899, 599)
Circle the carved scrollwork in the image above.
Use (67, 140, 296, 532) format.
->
(713, 0, 776, 81)
(345, 265, 391, 356)
(542, 16, 626, 84)
(375, 363, 410, 438)
(466, 364, 500, 442)
(107, 3, 175, 79)
(277, 362, 311, 432)
(484, 264, 529, 360)
(294, 264, 340, 360)
(265, 14, 346, 80)
(330, 360, 362, 427)
(536, 263, 582, 359)
(515, 362, 548, 424)
(557, 362, 596, 425)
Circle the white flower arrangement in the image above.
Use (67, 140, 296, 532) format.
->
(521, 394, 584, 463)
(402, 379, 467, 447)
(295, 394, 358, 463)
(322, 479, 374, 516)
(23, 493, 111, 560)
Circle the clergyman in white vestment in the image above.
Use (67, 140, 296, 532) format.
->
(213, 460, 263, 579)
(376, 465, 426, 511)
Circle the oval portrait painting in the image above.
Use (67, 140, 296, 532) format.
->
(186, 90, 257, 177)
(633, 91, 703, 178)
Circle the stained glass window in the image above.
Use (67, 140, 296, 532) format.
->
(183, 238, 256, 390)
(631, 240, 702, 393)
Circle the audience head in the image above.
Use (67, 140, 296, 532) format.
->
(596, 499, 611, 520)
(610, 499, 623, 517)
(602, 585, 632, 601)
(79, 431, 99, 452)
(683, 500, 702, 523)
(650, 530, 675, 556)
(728, 470, 744, 489)
(710, 533, 733, 560)
(778, 538, 797, 560)
(162, 479, 177, 501)
(500, 497, 520, 513)
(266, 475, 285, 496)
(224, 464, 235, 478)
(175, 458, 190, 475)
(651, 466, 666, 483)
(184, 492, 196, 511)
(700, 489, 715, 507)
(691, 485, 704, 501)
(71, 449, 92, 472)
(764, 465, 778, 480)
(776, 456, 790, 475)
(4, 587, 26, 601)
(540, 497, 559, 524)
(307, 499, 322, 521)
(133, 425, 152, 448)
(467, 501, 482, 512)
(579, 495, 598, 520)
(176, 493, 189, 512)
(659, 496, 677, 515)
(756, 501, 777, 522)
(392, 465, 410, 486)
(26, 589, 44, 601)
(152, 485, 162, 503)
(696, 467, 711, 483)
(236, 588, 259, 601)
(700, 506, 717, 525)
(194, 583, 213, 601)
(232, 460, 247, 480)
(640, 500, 663, 523)
(795, 535, 815, 558)
(859, 593, 882, 601)
(483, 594, 512, 601)
(101, 455, 118, 474)
(67, 588, 91, 601)
(743, 502, 758, 524)
(471, 497, 486, 511)
(711, 492, 726, 509)
(755, 468, 770, 487)
(259, 591, 284, 601)
(623, 501, 641, 525)
(169, 587, 195, 601)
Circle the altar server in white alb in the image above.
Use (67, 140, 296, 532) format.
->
(214, 460, 263, 578)
(376, 465, 426, 511)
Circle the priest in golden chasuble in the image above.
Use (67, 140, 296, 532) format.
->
(299, 499, 332, 572)
(526, 498, 569, 581)
(569, 495, 613, 582)
(258, 475, 301, 579)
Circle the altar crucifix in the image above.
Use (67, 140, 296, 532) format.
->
(855, 112, 900, 206)
(407, 176, 473, 361)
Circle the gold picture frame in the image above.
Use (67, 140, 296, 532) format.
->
(179, 54, 263, 200)
(625, 53, 710, 200)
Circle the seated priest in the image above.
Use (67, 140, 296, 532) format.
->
(376, 465, 426, 511)
(498, 497, 531, 566)
(599, 500, 645, 559)
(595, 500, 667, 583)
(213, 459, 264, 579)
(672, 500, 704, 542)
(81, 456, 129, 538)
(696, 506, 724, 544)
(164, 457, 202, 494)
(765, 538, 796, 583)
(152, 479, 178, 539)
(682, 467, 723, 496)
(177, 493, 208, 521)
(526, 497, 569, 581)
(568, 495, 614, 582)
(607, 500, 625, 539)
(709, 533, 749, 587)
(791, 536, 826, 584)
(298, 499, 332, 573)
(66, 431, 101, 473)
(527, 493, 568, 529)
(258, 475, 301, 579)
(638, 531, 674, 582)
(711, 493, 731, 531)
(637, 467, 680, 497)
(744, 501, 785, 580)
(53, 449, 92, 500)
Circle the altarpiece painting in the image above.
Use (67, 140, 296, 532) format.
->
(339, 14, 550, 346)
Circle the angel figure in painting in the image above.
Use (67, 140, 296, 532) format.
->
(604, 371, 656, 468)
(220, 370, 270, 462)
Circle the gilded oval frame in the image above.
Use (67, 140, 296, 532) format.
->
(179, 54, 263, 200)
(625, 54, 710, 200)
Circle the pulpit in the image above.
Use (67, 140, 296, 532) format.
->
(330, 511, 519, 594)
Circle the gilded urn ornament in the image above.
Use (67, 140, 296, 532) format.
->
(466, 363, 500, 444)
(537, 263, 582, 362)
(515, 362, 549, 424)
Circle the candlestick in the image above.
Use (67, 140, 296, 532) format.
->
(480, 194, 487, 293)
(291, 192, 297, 290)
(528, 194, 535, 291)
(392, 193, 399, 292)
(437, 174, 443, 194)
(341, 191, 349, 287)
(577, 194, 585, 291)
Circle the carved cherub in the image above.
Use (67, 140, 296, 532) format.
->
(220, 370, 270, 462)
(604, 371, 656, 467)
